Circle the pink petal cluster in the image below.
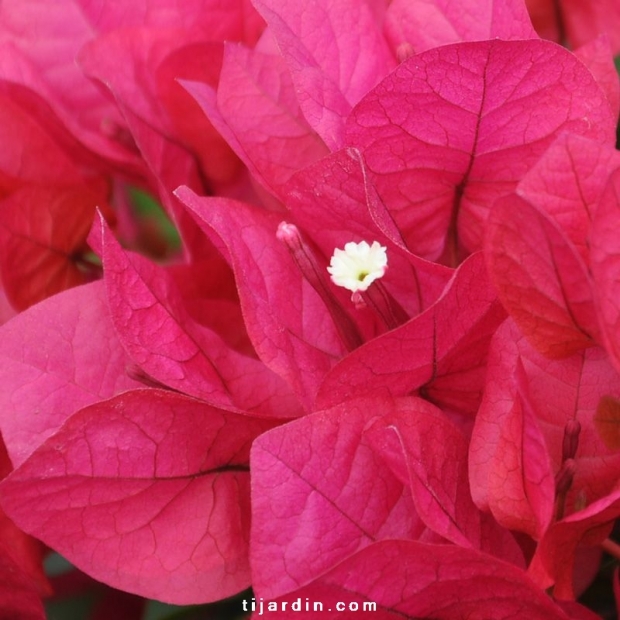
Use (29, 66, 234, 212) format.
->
(0, 0, 619, 618)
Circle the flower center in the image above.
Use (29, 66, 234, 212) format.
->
(327, 241, 387, 293)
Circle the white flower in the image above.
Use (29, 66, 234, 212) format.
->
(327, 241, 387, 293)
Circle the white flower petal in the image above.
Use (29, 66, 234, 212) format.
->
(327, 241, 387, 292)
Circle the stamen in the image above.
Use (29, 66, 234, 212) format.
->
(562, 419, 581, 461)
(277, 222, 363, 351)
(396, 42, 415, 63)
(328, 241, 408, 330)
(554, 458, 577, 521)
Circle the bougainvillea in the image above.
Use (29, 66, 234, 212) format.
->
(1, 0, 620, 618)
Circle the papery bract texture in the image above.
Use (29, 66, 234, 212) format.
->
(0, 91, 111, 309)
(516, 134, 620, 261)
(249, 540, 575, 620)
(385, 0, 536, 54)
(317, 253, 505, 414)
(0, 552, 46, 620)
(345, 39, 616, 261)
(182, 43, 329, 197)
(486, 134, 620, 358)
(526, 0, 620, 54)
(591, 169, 620, 375)
(177, 187, 348, 410)
(573, 37, 620, 119)
(253, 0, 395, 148)
(470, 319, 620, 541)
(99, 215, 301, 417)
(284, 148, 453, 317)
(529, 488, 620, 599)
(0, 281, 139, 467)
(365, 398, 524, 565)
(250, 398, 422, 599)
(485, 194, 597, 358)
(0, 389, 279, 604)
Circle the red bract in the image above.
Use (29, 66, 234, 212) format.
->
(365, 398, 524, 565)
(252, 0, 395, 149)
(178, 187, 347, 410)
(515, 134, 620, 261)
(526, 0, 620, 54)
(0, 282, 139, 468)
(177, 147, 460, 410)
(78, 29, 239, 190)
(250, 397, 423, 599)
(384, 0, 536, 54)
(0, 438, 49, 618)
(248, 540, 582, 620)
(487, 134, 620, 359)
(181, 43, 329, 198)
(98, 215, 301, 417)
(0, 553, 46, 620)
(0, 89, 112, 309)
(530, 489, 620, 599)
(0, 389, 279, 604)
(470, 320, 620, 559)
(573, 37, 620, 119)
(316, 253, 505, 415)
(486, 193, 598, 358)
(0, 0, 138, 166)
(345, 39, 616, 262)
(591, 169, 620, 375)
(283, 148, 452, 315)
(0, 0, 619, 615)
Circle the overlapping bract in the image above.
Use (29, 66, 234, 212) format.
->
(0, 0, 619, 618)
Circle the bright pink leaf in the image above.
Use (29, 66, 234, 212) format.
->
(517, 134, 620, 263)
(250, 398, 422, 599)
(529, 487, 620, 599)
(0, 0, 135, 164)
(485, 193, 598, 358)
(176, 187, 347, 410)
(526, 0, 620, 55)
(284, 148, 453, 318)
(249, 540, 573, 620)
(385, 0, 536, 54)
(0, 184, 102, 310)
(182, 43, 328, 196)
(345, 39, 616, 261)
(470, 319, 620, 539)
(99, 216, 301, 417)
(316, 253, 505, 415)
(0, 389, 278, 604)
(0, 552, 45, 620)
(0, 282, 140, 467)
(78, 30, 213, 258)
(75, 0, 265, 41)
(573, 37, 620, 120)
(252, 0, 395, 149)
(469, 322, 555, 540)
(591, 169, 620, 374)
(155, 42, 244, 188)
(365, 398, 524, 565)
(0, 438, 50, 598)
